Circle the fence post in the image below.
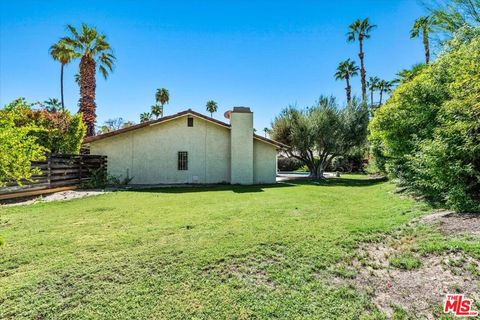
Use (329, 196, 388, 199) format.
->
(78, 156, 82, 184)
(47, 155, 52, 188)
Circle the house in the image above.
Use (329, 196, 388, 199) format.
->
(83, 107, 285, 185)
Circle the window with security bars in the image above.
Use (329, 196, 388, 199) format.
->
(178, 151, 188, 170)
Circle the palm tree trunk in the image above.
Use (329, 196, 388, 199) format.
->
(370, 89, 374, 107)
(346, 76, 351, 103)
(423, 29, 430, 64)
(358, 37, 367, 101)
(60, 63, 65, 112)
(379, 90, 384, 106)
(78, 55, 97, 137)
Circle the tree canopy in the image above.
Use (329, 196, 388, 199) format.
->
(271, 97, 369, 178)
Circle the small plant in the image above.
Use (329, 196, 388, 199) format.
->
(0, 235, 5, 247)
(389, 253, 422, 270)
(107, 172, 134, 187)
(82, 168, 107, 189)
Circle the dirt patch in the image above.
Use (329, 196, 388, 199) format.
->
(328, 237, 480, 319)
(1, 190, 107, 207)
(418, 210, 480, 237)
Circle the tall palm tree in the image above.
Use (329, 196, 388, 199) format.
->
(61, 23, 116, 137)
(334, 59, 359, 104)
(155, 88, 169, 117)
(140, 112, 152, 123)
(366, 76, 380, 107)
(151, 104, 163, 119)
(410, 16, 434, 64)
(206, 100, 218, 117)
(49, 40, 77, 111)
(377, 80, 394, 106)
(347, 18, 376, 101)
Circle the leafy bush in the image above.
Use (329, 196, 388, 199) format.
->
(277, 156, 304, 171)
(370, 31, 480, 212)
(2, 98, 86, 154)
(0, 103, 46, 186)
(81, 168, 108, 189)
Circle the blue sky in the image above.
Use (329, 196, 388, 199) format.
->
(1, 1, 426, 131)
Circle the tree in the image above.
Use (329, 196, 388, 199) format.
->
(206, 100, 218, 117)
(151, 104, 163, 119)
(347, 18, 376, 101)
(334, 59, 359, 103)
(367, 76, 380, 108)
(43, 98, 62, 112)
(140, 112, 153, 123)
(411, 16, 434, 64)
(263, 127, 270, 138)
(428, 0, 480, 34)
(271, 96, 369, 178)
(377, 80, 394, 105)
(395, 63, 427, 84)
(98, 117, 126, 134)
(49, 40, 77, 111)
(155, 88, 169, 117)
(61, 23, 116, 137)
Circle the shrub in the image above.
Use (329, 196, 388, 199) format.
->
(277, 156, 304, 171)
(369, 31, 480, 212)
(2, 98, 86, 154)
(0, 102, 46, 186)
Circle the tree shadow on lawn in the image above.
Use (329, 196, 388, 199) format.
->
(126, 176, 387, 194)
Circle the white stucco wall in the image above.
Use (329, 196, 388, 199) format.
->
(253, 139, 277, 184)
(89, 116, 231, 184)
(230, 110, 254, 185)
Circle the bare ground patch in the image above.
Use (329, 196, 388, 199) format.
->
(417, 210, 480, 237)
(1, 190, 107, 207)
(326, 234, 480, 319)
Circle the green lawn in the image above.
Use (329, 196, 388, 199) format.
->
(0, 176, 430, 319)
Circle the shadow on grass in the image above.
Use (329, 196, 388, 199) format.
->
(125, 176, 387, 194)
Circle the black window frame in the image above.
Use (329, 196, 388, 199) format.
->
(177, 151, 188, 170)
(187, 117, 194, 127)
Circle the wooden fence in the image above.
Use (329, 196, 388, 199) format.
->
(0, 154, 107, 200)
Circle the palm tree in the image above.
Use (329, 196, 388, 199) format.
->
(347, 18, 376, 101)
(61, 23, 116, 137)
(377, 80, 394, 106)
(49, 40, 77, 111)
(155, 88, 169, 117)
(44, 98, 62, 112)
(366, 76, 380, 107)
(151, 104, 163, 119)
(140, 112, 152, 123)
(410, 16, 434, 64)
(334, 59, 359, 103)
(263, 127, 269, 138)
(395, 63, 427, 84)
(206, 100, 218, 117)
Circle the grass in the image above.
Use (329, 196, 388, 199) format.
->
(0, 175, 434, 319)
(389, 253, 422, 270)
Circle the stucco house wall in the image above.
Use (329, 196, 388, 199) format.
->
(253, 140, 277, 184)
